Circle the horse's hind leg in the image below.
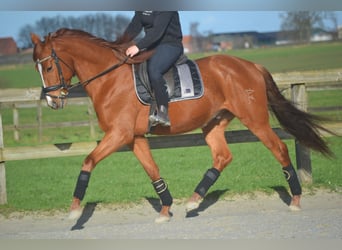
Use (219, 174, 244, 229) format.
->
(129, 136, 173, 223)
(245, 121, 302, 210)
(186, 112, 233, 211)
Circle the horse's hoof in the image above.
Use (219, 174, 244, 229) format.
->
(289, 204, 301, 211)
(67, 208, 83, 220)
(185, 199, 202, 212)
(155, 215, 170, 224)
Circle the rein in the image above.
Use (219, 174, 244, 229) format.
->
(68, 55, 129, 90)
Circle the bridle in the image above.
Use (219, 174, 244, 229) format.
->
(36, 48, 128, 99)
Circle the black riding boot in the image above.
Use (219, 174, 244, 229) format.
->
(149, 105, 170, 127)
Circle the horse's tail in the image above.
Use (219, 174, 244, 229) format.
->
(258, 65, 335, 157)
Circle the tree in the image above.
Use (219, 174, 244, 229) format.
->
(322, 12, 339, 40)
(279, 11, 335, 43)
(189, 22, 211, 52)
(17, 13, 130, 49)
(17, 24, 36, 49)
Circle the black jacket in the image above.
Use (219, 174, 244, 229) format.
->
(123, 11, 183, 51)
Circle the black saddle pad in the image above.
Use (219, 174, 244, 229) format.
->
(133, 59, 204, 105)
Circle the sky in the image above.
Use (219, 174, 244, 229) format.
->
(1, 11, 342, 42)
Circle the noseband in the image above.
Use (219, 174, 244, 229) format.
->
(36, 48, 128, 99)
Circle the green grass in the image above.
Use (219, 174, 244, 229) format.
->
(308, 89, 342, 108)
(308, 89, 342, 122)
(1, 136, 340, 214)
(1, 104, 102, 146)
(190, 42, 342, 73)
(0, 64, 40, 89)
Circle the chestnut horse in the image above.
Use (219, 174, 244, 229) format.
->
(31, 28, 332, 223)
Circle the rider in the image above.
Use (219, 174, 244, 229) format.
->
(123, 11, 184, 126)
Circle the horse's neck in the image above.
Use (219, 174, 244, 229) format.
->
(59, 39, 136, 104)
(70, 44, 118, 81)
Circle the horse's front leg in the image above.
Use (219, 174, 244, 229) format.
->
(68, 131, 131, 220)
(129, 136, 173, 223)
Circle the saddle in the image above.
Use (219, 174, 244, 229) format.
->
(132, 55, 204, 105)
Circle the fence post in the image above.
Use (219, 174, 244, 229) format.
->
(13, 103, 20, 141)
(37, 100, 43, 143)
(0, 112, 7, 204)
(88, 98, 96, 139)
(291, 83, 312, 184)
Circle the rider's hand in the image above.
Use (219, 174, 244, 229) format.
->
(126, 45, 139, 57)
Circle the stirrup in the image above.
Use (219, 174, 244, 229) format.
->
(149, 105, 170, 127)
(149, 114, 170, 127)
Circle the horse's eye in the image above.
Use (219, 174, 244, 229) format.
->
(47, 66, 53, 72)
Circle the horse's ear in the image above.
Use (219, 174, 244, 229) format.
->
(31, 33, 41, 45)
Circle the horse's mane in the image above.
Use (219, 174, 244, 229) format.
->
(49, 28, 153, 64)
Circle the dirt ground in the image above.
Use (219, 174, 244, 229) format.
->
(0, 189, 341, 239)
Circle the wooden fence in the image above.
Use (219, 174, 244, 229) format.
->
(0, 91, 97, 142)
(1, 68, 341, 143)
(1, 68, 342, 204)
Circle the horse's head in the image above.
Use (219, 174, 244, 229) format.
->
(31, 29, 155, 110)
(31, 32, 75, 109)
